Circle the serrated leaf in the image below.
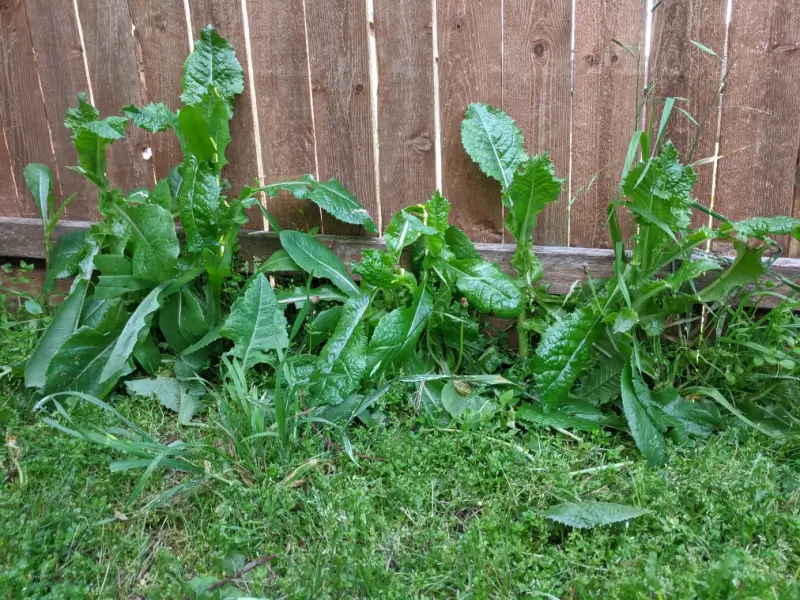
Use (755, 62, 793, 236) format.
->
(312, 324, 368, 407)
(65, 93, 127, 188)
(24, 163, 54, 224)
(461, 103, 527, 188)
(260, 250, 300, 273)
(426, 191, 451, 234)
(117, 203, 180, 282)
(100, 268, 203, 384)
(574, 356, 625, 404)
(621, 362, 667, 466)
(367, 286, 434, 376)
(159, 288, 209, 353)
(178, 99, 231, 175)
(698, 247, 764, 303)
(613, 307, 639, 334)
(383, 210, 439, 258)
(125, 376, 182, 412)
(544, 501, 648, 529)
(122, 102, 175, 133)
(181, 25, 244, 117)
(724, 216, 800, 241)
(444, 226, 481, 261)
(533, 306, 602, 407)
(178, 154, 222, 255)
(302, 176, 376, 233)
(444, 259, 523, 318)
(318, 294, 370, 373)
(353, 249, 416, 291)
(221, 273, 288, 369)
(441, 381, 496, 421)
(665, 257, 722, 290)
(44, 230, 87, 292)
(24, 279, 90, 389)
(279, 230, 360, 297)
(503, 155, 564, 244)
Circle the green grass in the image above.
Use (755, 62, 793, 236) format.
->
(2, 383, 799, 599)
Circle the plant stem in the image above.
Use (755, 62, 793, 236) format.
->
(517, 308, 529, 359)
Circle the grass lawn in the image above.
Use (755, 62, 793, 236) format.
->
(3, 386, 799, 599)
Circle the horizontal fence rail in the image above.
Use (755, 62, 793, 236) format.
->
(0, 0, 798, 252)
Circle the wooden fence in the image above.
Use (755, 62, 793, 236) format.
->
(1, 0, 799, 255)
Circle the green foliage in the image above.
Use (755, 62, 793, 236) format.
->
(544, 501, 648, 529)
(461, 103, 527, 188)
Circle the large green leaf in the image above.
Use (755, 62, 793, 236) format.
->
(620, 362, 667, 466)
(117, 204, 180, 282)
(461, 103, 527, 188)
(503, 155, 564, 243)
(44, 230, 88, 292)
(444, 259, 523, 318)
(311, 324, 368, 407)
(317, 294, 370, 372)
(122, 102, 175, 133)
(221, 273, 289, 369)
(723, 216, 800, 242)
(444, 226, 481, 261)
(384, 210, 439, 258)
(698, 247, 765, 303)
(533, 306, 602, 407)
(100, 268, 203, 383)
(367, 286, 434, 376)
(24, 279, 90, 389)
(178, 99, 231, 175)
(178, 155, 222, 255)
(125, 376, 182, 412)
(159, 288, 209, 353)
(261, 176, 377, 233)
(544, 501, 648, 529)
(279, 230, 359, 297)
(65, 93, 127, 188)
(573, 355, 625, 404)
(441, 382, 497, 422)
(181, 25, 244, 117)
(24, 163, 54, 224)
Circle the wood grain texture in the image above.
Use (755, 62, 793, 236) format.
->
(189, 0, 262, 229)
(0, 0, 59, 218)
(570, 0, 645, 249)
(25, 0, 97, 220)
(715, 0, 800, 252)
(374, 0, 436, 223)
(76, 0, 155, 195)
(305, 0, 378, 236)
(437, 0, 503, 243)
(0, 122, 18, 216)
(3, 217, 800, 302)
(791, 145, 800, 257)
(246, 0, 318, 231)
(649, 0, 727, 229)
(127, 0, 189, 181)
(503, 0, 572, 246)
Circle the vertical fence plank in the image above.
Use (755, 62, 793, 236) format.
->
(0, 124, 16, 216)
(792, 146, 800, 257)
(570, 0, 645, 249)
(374, 0, 436, 225)
(189, 0, 262, 229)
(503, 0, 572, 246)
(715, 0, 800, 251)
(21, 0, 97, 219)
(247, 0, 319, 231)
(128, 0, 189, 182)
(0, 1, 48, 219)
(305, 0, 378, 235)
(437, 0, 503, 243)
(649, 0, 727, 229)
(77, 0, 155, 196)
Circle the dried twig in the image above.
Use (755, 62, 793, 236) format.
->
(207, 554, 277, 592)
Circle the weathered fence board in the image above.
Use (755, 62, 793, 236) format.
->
(503, 0, 572, 246)
(305, 0, 378, 236)
(570, 0, 646, 249)
(437, 0, 503, 243)
(25, 0, 97, 220)
(77, 0, 156, 197)
(127, 0, 189, 181)
(0, 0, 58, 218)
(648, 0, 727, 230)
(0, 0, 798, 258)
(715, 0, 800, 252)
(374, 0, 437, 223)
(247, 0, 319, 231)
(189, 0, 262, 229)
